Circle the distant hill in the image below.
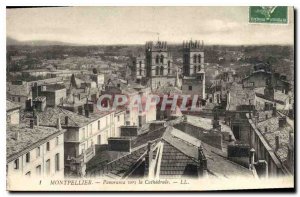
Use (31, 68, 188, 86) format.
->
(6, 36, 78, 46)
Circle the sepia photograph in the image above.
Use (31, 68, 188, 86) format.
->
(5, 6, 294, 191)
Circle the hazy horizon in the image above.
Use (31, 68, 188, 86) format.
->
(7, 7, 294, 46)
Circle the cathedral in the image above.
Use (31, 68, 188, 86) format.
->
(181, 40, 206, 100)
(133, 39, 205, 100)
(134, 40, 176, 89)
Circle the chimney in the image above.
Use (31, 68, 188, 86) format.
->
(256, 160, 268, 178)
(279, 117, 287, 128)
(145, 141, 154, 178)
(57, 117, 62, 130)
(249, 148, 255, 170)
(197, 146, 208, 177)
(25, 99, 32, 111)
(85, 109, 90, 118)
(13, 131, 20, 141)
(30, 119, 34, 129)
(275, 135, 280, 151)
(272, 107, 277, 117)
(65, 116, 69, 126)
(35, 115, 39, 127)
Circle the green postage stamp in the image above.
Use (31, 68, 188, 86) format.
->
(249, 6, 288, 24)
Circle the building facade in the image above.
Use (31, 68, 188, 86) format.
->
(181, 40, 206, 100)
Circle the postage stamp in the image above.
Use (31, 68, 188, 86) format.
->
(249, 6, 288, 24)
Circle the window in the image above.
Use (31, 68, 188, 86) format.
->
(36, 165, 41, 176)
(82, 128, 86, 140)
(7, 115, 11, 124)
(46, 142, 50, 151)
(25, 171, 31, 176)
(139, 61, 142, 69)
(189, 86, 192, 91)
(265, 127, 268, 133)
(193, 54, 197, 63)
(184, 54, 189, 64)
(160, 55, 164, 63)
(80, 144, 86, 154)
(98, 120, 100, 130)
(168, 61, 171, 74)
(89, 125, 92, 136)
(198, 54, 201, 63)
(46, 159, 50, 175)
(55, 153, 60, 172)
(155, 55, 159, 64)
(265, 114, 268, 120)
(194, 65, 197, 74)
(26, 152, 30, 163)
(56, 137, 59, 146)
(12, 97, 15, 101)
(97, 135, 101, 144)
(18, 97, 21, 102)
(155, 66, 159, 75)
(36, 147, 41, 158)
(14, 159, 19, 169)
(160, 66, 164, 75)
(117, 115, 120, 122)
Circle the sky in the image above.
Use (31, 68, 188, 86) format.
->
(6, 6, 294, 45)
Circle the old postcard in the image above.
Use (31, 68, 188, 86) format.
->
(6, 6, 294, 191)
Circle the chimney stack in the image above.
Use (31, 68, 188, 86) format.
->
(272, 107, 277, 117)
(13, 131, 20, 141)
(25, 99, 32, 111)
(65, 116, 69, 126)
(85, 109, 90, 118)
(279, 117, 287, 128)
(249, 148, 255, 170)
(275, 135, 280, 151)
(197, 146, 208, 177)
(57, 117, 62, 130)
(30, 119, 34, 129)
(145, 141, 154, 178)
(35, 115, 39, 127)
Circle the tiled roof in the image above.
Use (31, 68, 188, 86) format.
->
(186, 115, 234, 137)
(88, 124, 253, 179)
(227, 82, 255, 111)
(6, 100, 21, 112)
(153, 85, 182, 95)
(6, 124, 65, 162)
(42, 84, 66, 92)
(159, 141, 198, 178)
(33, 96, 46, 102)
(20, 107, 112, 128)
(163, 127, 253, 178)
(256, 114, 293, 162)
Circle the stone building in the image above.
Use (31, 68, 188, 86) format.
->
(20, 98, 120, 177)
(246, 110, 294, 177)
(7, 100, 21, 125)
(32, 83, 67, 107)
(6, 123, 65, 179)
(133, 41, 176, 89)
(181, 40, 206, 101)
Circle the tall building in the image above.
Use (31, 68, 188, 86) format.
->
(145, 41, 176, 89)
(182, 40, 204, 76)
(182, 40, 206, 100)
(133, 41, 176, 89)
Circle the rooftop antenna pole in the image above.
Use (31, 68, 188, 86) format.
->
(157, 33, 160, 42)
